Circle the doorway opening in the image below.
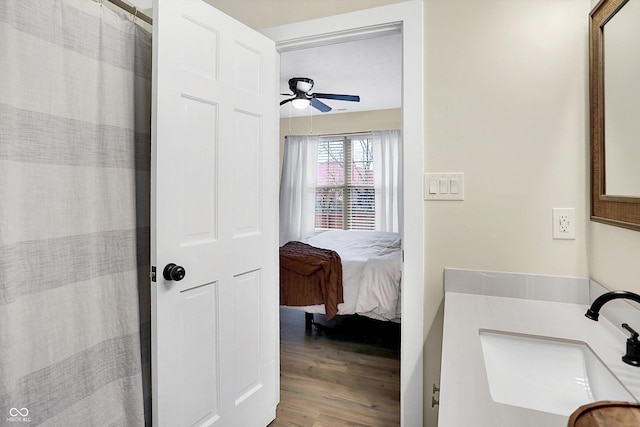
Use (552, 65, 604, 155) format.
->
(264, 2, 424, 425)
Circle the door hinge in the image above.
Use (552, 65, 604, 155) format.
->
(432, 383, 440, 407)
(150, 266, 156, 282)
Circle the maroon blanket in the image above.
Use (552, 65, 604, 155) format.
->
(279, 241, 343, 319)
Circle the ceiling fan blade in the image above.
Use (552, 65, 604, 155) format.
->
(313, 93, 360, 102)
(311, 98, 332, 112)
(280, 97, 295, 106)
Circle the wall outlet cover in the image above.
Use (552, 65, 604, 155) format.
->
(552, 208, 575, 240)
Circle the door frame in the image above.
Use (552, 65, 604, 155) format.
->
(262, 2, 424, 425)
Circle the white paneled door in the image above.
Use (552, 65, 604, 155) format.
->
(151, 1, 279, 426)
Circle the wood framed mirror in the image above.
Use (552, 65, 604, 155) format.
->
(590, 0, 640, 231)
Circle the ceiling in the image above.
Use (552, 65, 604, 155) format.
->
(279, 33, 402, 118)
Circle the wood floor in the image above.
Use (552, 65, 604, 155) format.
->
(269, 308, 401, 427)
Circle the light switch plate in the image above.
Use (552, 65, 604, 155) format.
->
(424, 173, 464, 200)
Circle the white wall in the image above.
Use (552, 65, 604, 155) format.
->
(425, 0, 589, 277)
(589, 223, 640, 292)
(423, 0, 590, 424)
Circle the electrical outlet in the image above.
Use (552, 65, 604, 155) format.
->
(559, 215, 570, 233)
(553, 208, 575, 240)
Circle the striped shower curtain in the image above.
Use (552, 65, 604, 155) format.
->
(0, 0, 151, 425)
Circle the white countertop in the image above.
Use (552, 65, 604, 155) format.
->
(439, 270, 640, 427)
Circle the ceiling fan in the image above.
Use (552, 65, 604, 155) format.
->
(280, 77, 360, 112)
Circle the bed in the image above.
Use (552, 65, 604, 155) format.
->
(279, 230, 402, 328)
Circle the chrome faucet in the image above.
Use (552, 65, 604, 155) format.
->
(585, 290, 640, 367)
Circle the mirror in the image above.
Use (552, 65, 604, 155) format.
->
(603, 0, 640, 196)
(590, 0, 640, 231)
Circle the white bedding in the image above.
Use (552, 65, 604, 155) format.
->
(286, 230, 402, 321)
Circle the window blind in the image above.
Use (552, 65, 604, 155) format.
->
(315, 137, 375, 231)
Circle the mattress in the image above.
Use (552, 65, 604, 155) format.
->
(284, 230, 402, 322)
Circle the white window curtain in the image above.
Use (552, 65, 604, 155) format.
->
(372, 130, 403, 233)
(279, 135, 319, 245)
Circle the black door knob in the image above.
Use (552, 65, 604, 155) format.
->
(163, 263, 186, 281)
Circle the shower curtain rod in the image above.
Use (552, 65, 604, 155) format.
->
(105, 0, 152, 25)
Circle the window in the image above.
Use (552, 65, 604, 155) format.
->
(315, 136, 375, 230)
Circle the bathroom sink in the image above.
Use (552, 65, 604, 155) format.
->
(479, 330, 635, 416)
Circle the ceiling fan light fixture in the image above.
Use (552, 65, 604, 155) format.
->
(296, 81, 313, 93)
(281, 77, 358, 113)
(292, 98, 310, 109)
